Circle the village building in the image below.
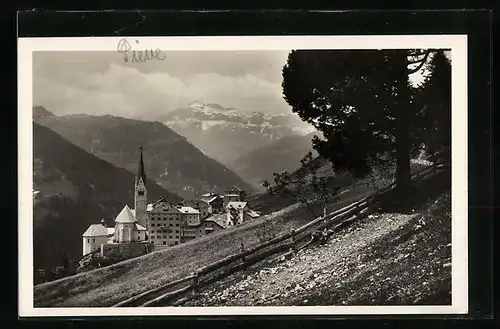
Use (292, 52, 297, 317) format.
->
(201, 193, 224, 214)
(183, 199, 210, 219)
(147, 198, 183, 246)
(222, 186, 246, 207)
(225, 201, 250, 226)
(82, 219, 111, 255)
(203, 214, 226, 234)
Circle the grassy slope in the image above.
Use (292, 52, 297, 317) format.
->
(185, 176, 451, 306)
(34, 203, 306, 307)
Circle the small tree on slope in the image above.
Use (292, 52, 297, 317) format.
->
(263, 152, 339, 220)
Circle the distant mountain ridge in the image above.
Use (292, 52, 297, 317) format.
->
(33, 122, 182, 272)
(34, 107, 255, 199)
(160, 101, 316, 165)
(228, 133, 320, 189)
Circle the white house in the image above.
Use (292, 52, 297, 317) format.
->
(225, 201, 250, 226)
(179, 206, 201, 226)
(82, 219, 110, 256)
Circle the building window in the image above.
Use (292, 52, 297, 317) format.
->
(163, 241, 166, 245)
(87, 238, 90, 243)
(169, 224, 173, 227)
(175, 223, 179, 227)
(163, 235, 167, 239)
(175, 235, 179, 239)
(175, 242, 178, 245)
(151, 224, 155, 227)
(169, 236, 173, 239)
(93, 238, 95, 243)
(137, 236, 140, 240)
(138, 191, 144, 196)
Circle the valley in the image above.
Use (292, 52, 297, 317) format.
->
(34, 106, 254, 199)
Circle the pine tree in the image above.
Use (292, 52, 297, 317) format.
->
(413, 50, 452, 160)
(281, 49, 436, 198)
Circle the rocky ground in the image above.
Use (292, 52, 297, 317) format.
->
(184, 191, 452, 306)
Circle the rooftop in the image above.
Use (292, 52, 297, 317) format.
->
(115, 205, 137, 223)
(205, 214, 227, 228)
(225, 201, 248, 210)
(135, 223, 147, 231)
(202, 196, 220, 203)
(178, 206, 200, 214)
(83, 224, 109, 237)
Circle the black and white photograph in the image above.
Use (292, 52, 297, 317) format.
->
(18, 35, 468, 316)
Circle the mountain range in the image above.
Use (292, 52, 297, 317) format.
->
(33, 106, 255, 199)
(161, 102, 316, 166)
(228, 133, 319, 189)
(33, 122, 182, 271)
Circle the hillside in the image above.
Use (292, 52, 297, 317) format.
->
(186, 190, 451, 306)
(33, 122, 181, 275)
(33, 153, 445, 307)
(34, 107, 254, 199)
(161, 102, 316, 166)
(228, 133, 319, 189)
(34, 164, 383, 307)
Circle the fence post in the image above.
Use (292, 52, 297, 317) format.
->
(240, 242, 245, 262)
(192, 271, 199, 296)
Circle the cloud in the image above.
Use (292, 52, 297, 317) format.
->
(34, 59, 290, 119)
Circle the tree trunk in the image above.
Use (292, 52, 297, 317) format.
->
(394, 53, 412, 199)
(303, 199, 318, 219)
(395, 112, 411, 197)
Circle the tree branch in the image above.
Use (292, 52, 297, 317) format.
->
(407, 51, 430, 74)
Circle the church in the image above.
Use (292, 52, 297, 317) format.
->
(82, 146, 149, 256)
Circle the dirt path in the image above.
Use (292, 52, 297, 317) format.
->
(184, 192, 451, 306)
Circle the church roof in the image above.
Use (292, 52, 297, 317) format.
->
(136, 145, 147, 187)
(135, 223, 147, 231)
(106, 227, 115, 236)
(115, 205, 137, 223)
(83, 224, 109, 237)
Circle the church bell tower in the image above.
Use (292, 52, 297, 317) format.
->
(135, 145, 148, 228)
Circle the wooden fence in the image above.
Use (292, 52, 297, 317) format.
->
(112, 161, 449, 307)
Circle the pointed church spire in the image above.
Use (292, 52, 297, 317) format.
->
(136, 144, 147, 187)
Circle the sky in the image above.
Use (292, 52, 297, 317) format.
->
(32, 50, 443, 120)
(33, 51, 292, 119)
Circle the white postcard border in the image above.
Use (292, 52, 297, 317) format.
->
(18, 35, 468, 317)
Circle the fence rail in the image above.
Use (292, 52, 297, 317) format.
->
(112, 161, 449, 307)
